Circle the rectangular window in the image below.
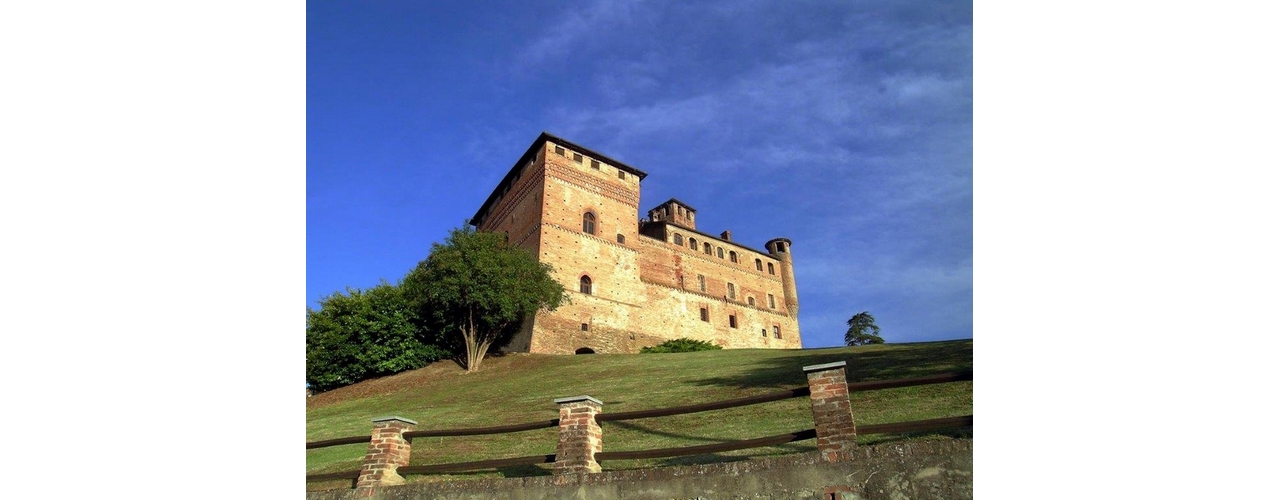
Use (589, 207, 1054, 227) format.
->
(729, 315, 738, 329)
(768, 263, 775, 275)
(773, 326, 781, 338)
(555, 145, 565, 156)
(698, 275, 706, 292)
(581, 323, 589, 331)
(700, 307, 709, 322)
(727, 283, 735, 300)
(768, 294, 775, 309)
(761, 329, 767, 337)
(618, 170, 625, 179)
(591, 159, 600, 169)
(573, 152, 583, 163)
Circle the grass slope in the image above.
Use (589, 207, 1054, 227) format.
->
(306, 340, 972, 487)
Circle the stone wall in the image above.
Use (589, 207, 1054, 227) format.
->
(305, 439, 973, 500)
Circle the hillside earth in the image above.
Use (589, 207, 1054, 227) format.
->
(306, 340, 972, 488)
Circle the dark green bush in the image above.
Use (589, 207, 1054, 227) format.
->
(639, 338, 724, 353)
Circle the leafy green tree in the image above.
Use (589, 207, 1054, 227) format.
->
(402, 227, 566, 372)
(844, 311, 885, 346)
(305, 282, 451, 392)
(640, 338, 724, 353)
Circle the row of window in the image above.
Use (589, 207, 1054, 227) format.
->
(698, 307, 783, 337)
(555, 144, 627, 180)
(691, 273, 777, 309)
(671, 233, 776, 275)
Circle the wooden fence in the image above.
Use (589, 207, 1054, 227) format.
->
(305, 362, 972, 490)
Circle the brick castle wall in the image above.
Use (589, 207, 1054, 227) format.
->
(472, 134, 802, 354)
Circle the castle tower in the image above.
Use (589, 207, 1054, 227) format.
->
(766, 238, 799, 316)
(646, 198, 696, 230)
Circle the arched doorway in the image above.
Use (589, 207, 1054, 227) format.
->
(574, 347, 595, 355)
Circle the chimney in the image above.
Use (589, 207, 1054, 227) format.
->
(720, 230, 732, 241)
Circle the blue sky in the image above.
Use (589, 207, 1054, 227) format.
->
(307, 0, 972, 347)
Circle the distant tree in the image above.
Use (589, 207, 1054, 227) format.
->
(402, 227, 567, 372)
(844, 311, 885, 346)
(305, 282, 451, 392)
(640, 338, 724, 353)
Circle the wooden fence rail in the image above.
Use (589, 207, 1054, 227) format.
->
(305, 364, 972, 489)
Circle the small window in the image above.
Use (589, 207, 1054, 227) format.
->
(573, 152, 583, 163)
(704, 243, 712, 255)
(729, 251, 738, 263)
(618, 170, 625, 180)
(773, 326, 781, 338)
(768, 294, 775, 309)
(555, 145, 565, 156)
(581, 323, 589, 331)
(748, 296, 755, 306)
(617, 234, 625, 244)
(678, 206, 685, 216)
(776, 243, 786, 253)
(591, 159, 600, 169)
(580, 276, 593, 295)
(727, 283, 735, 300)
(575, 347, 595, 355)
(689, 238, 697, 250)
(755, 259, 763, 271)
(761, 328, 767, 337)
(698, 275, 706, 292)
(583, 212, 596, 234)
(700, 307, 709, 322)
(768, 262, 775, 275)
(674, 234, 684, 245)
(717, 247, 724, 259)
(729, 315, 738, 329)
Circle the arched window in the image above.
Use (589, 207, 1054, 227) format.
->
(582, 212, 596, 234)
(575, 347, 595, 355)
(674, 233, 684, 245)
(704, 243, 712, 255)
(580, 275, 592, 295)
(768, 262, 775, 275)
(716, 247, 724, 259)
(755, 259, 763, 271)
(748, 296, 755, 306)
(727, 283, 735, 300)
(689, 237, 697, 250)
(729, 251, 738, 263)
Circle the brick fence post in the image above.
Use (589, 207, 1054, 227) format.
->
(355, 416, 417, 490)
(804, 361, 857, 462)
(553, 395, 603, 474)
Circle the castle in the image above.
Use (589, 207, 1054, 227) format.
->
(469, 132, 801, 354)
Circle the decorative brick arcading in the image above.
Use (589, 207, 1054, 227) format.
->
(553, 396, 603, 474)
(804, 362, 857, 462)
(355, 416, 417, 490)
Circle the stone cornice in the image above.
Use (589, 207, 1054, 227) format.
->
(543, 222, 638, 253)
(639, 277, 794, 319)
(546, 163, 639, 207)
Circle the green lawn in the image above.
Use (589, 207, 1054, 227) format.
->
(306, 339, 972, 489)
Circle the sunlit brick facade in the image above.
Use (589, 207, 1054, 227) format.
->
(470, 132, 801, 354)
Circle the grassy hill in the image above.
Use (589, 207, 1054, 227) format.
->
(306, 340, 972, 488)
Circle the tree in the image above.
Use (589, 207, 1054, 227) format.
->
(402, 227, 566, 372)
(844, 311, 885, 346)
(305, 282, 451, 392)
(640, 338, 723, 353)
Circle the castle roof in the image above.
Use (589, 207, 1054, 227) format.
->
(650, 198, 697, 213)
(470, 132, 648, 226)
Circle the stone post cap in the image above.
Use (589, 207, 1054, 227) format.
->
(802, 361, 848, 373)
(553, 395, 603, 405)
(371, 416, 418, 425)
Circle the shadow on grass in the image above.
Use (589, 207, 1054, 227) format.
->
(689, 340, 973, 391)
(601, 420, 732, 444)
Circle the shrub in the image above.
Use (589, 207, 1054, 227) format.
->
(640, 338, 723, 353)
